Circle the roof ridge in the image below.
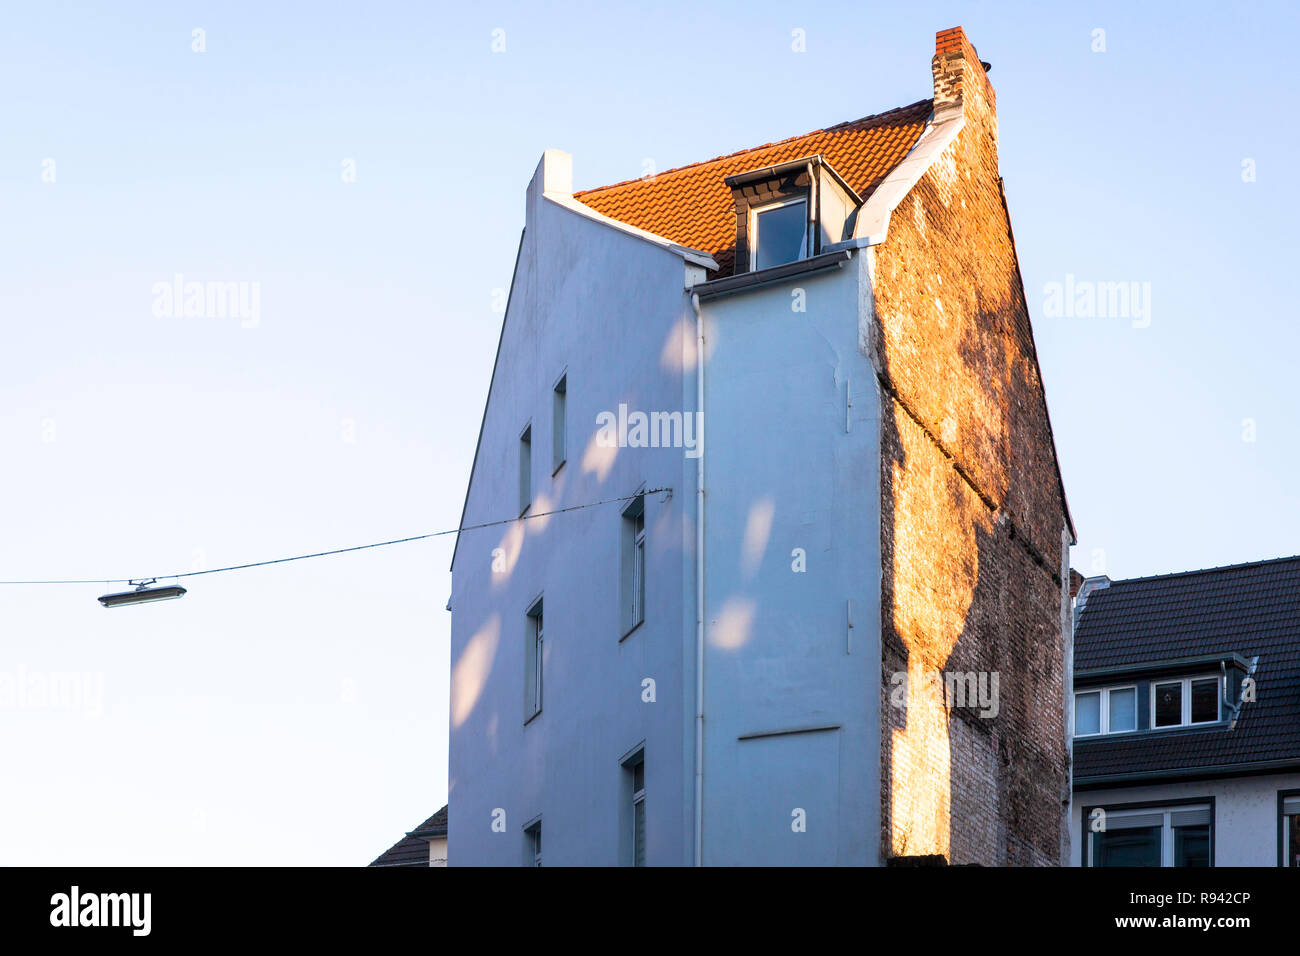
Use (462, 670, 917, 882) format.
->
(573, 99, 934, 198)
(1107, 553, 1300, 588)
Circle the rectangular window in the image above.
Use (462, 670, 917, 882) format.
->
(750, 198, 808, 271)
(621, 494, 646, 637)
(1150, 675, 1221, 730)
(552, 375, 567, 473)
(519, 425, 532, 515)
(1281, 794, 1300, 868)
(1190, 678, 1219, 723)
(525, 597, 543, 721)
(1075, 691, 1101, 736)
(1074, 685, 1137, 737)
(1087, 804, 1212, 867)
(1153, 681, 1183, 727)
(629, 755, 646, 867)
(1108, 687, 1138, 732)
(524, 820, 542, 867)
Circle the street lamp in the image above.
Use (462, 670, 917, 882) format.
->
(97, 579, 187, 608)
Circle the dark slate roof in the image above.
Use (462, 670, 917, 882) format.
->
(1073, 556, 1300, 786)
(367, 805, 447, 867)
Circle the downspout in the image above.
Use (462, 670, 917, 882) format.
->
(691, 291, 706, 867)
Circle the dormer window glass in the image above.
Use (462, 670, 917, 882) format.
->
(750, 198, 808, 271)
(1074, 685, 1136, 737)
(1153, 675, 1220, 728)
(725, 155, 862, 277)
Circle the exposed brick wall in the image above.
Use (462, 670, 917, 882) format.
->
(873, 29, 1070, 866)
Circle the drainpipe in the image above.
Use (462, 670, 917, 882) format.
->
(691, 291, 706, 867)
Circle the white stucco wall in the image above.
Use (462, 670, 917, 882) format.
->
(1071, 772, 1300, 866)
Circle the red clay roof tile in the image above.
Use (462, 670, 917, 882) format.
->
(573, 100, 933, 275)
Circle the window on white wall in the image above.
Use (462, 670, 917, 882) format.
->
(524, 820, 542, 867)
(626, 753, 646, 867)
(525, 597, 543, 721)
(1086, 804, 1212, 868)
(552, 375, 567, 473)
(519, 424, 532, 515)
(1281, 794, 1300, 868)
(621, 494, 646, 637)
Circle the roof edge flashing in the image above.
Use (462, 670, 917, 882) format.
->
(852, 109, 964, 246)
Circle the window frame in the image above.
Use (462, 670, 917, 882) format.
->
(622, 749, 646, 868)
(1278, 789, 1300, 868)
(519, 423, 533, 516)
(523, 818, 542, 867)
(748, 196, 809, 272)
(1073, 684, 1138, 738)
(524, 595, 544, 723)
(1081, 798, 1215, 868)
(552, 372, 567, 475)
(620, 493, 646, 640)
(1149, 673, 1221, 731)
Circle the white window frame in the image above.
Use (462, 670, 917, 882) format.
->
(748, 197, 808, 272)
(621, 494, 646, 638)
(524, 819, 542, 867)
(1073, 684, 1138, 737)
(632, 513, 645, 630)
(631, 759, 645, 868)
(1150, 674, 1221, 731)
(1281, 794, 1300, 868)
(552, 373, 567, 475)
(519, 423, 533, 516)
(1087, 803, 1212, 868)
(525, 597, 543, 721)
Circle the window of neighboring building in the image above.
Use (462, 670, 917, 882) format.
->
(621, 494, 646, 637)
(1074, 685, 1137, 737)
(525, 597, 543, 721)
(524, 819, 542, 867)
(750, 198, 808, 271)
(519, 424, 532, 515)
(1152, 675, 1220, 729)
(1086, 803, 1212, 867)
(1281, 793, 1300, 868)
(552, 374, 567, 473)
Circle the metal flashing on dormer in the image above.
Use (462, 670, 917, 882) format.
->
(1074, 651, 1254, 685)
(689, 249, 852, 302)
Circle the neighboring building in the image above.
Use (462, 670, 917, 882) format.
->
(448, 26, 1074, 866)
(1070, 558, 1300, 867)
(368, 806, 448, 867)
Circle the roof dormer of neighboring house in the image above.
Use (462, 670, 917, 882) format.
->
(1071, 557, 1300, 787)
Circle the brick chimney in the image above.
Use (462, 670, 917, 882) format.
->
(932, 27, 996, 125)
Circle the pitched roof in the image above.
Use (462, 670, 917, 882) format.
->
(1073, 556, 1300, 784)
(367, 805, 447, 867)
(573, 100, 933, 275)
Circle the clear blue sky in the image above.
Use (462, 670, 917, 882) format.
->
(1, 1, 1296, 865)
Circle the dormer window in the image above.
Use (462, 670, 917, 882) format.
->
(1153, 675, 1221, 728)
(725, 155, 861, 276)
(1075, 673, 1223, 737)
(750, 198, 808, 271)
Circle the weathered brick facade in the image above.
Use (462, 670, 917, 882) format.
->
(872, 29, 1072, 866)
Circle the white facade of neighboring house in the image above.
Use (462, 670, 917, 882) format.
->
(1070, 773, 1300, 867)
(1070, 561, 1300, 868)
